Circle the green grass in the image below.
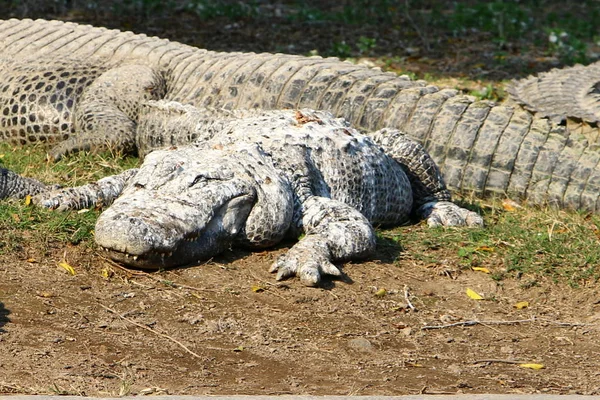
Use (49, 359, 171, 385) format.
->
(0, 142, 138, 254)
(283, 1, 599, 64)
(380, 198, 600, 288)
(0, 142, 139, 186)
(0, 202, 99, 253)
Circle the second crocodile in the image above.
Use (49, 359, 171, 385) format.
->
(1, 19, 600, 211)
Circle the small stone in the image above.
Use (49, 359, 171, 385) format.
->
(447, 363, 462, 375)
(348, 337, 373, 352)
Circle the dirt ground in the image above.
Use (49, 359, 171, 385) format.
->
(2, 230, 600, 396)
(2, 1, 600, 396)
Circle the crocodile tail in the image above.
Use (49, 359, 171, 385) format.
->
(507, 62, 600, 124)
(0, 167, 48, 199)
(409, 97, 600, 212)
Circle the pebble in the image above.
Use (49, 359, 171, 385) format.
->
(348, 337, 373, 352)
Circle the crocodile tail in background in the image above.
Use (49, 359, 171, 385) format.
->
(507, 62, 600, 124)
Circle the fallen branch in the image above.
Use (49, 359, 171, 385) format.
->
(98, 303, 203, 359)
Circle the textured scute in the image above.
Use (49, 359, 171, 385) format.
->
(91, 110, 419, 279)
(0, 60, 103, 145)
(0, 167, 48, 199)
(507, 61, 600, 123)
(95, 108, 418, 268)
(138, 104, 417, 225)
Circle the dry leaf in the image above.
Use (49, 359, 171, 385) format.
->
(251, 285, 265, 293)
(24, 195, 31, 206)
(472, 267, 491, 274)
(58, 261, 76, 275)
(475, 246, 494, 253)
(519, 363, 544, 370)
(502, 199, 522, 212)
(11, 213, 20, 223)
(375, 288, 387, 297)
(466, 288, 484, 300)
(101, 267, 113, 279)
(26, 258, 37, 263)
(514, 301, 529, 309)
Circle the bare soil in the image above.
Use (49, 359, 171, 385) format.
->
(2, 226, 600, 396)
(2, 1, 600, 396)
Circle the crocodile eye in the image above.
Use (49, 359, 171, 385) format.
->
(189, 175, 207, 187)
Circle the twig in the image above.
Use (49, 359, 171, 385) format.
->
(473, 359, 529, 365)
(403, 284, 416, 311)
(536, 318, 591, 327)
(422, 316, 592, 330)
(476, 321, 504, 334)
(422, 320, 482, 329)
(98, 303, 203, 359)
(422, 317, 533, 330)
(101, 258, 217, 292)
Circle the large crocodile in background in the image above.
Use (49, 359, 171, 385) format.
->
(1, 19, 600, 211)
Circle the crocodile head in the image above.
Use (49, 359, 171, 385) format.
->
(94, 144, 291, 269)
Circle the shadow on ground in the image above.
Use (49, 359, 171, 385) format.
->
(0, 301, 10, 332)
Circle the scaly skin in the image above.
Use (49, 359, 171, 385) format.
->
(0, 167, 49, 198)
(1, 19, 600, 211)
(507, 61, 600, 124)
(34, 105, 483, 286)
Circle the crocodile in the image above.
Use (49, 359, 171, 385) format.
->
(1, 18, 600, 211)
(32, 103, 483, 285)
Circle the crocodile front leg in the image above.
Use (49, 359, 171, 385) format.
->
(33, 168, 138, 210)
(270, 196, 376, 286)
(49, 64, 166, 160)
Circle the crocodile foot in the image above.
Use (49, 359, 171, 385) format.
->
(269, 236, 342, 287)
(418, 201, 484, 228)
